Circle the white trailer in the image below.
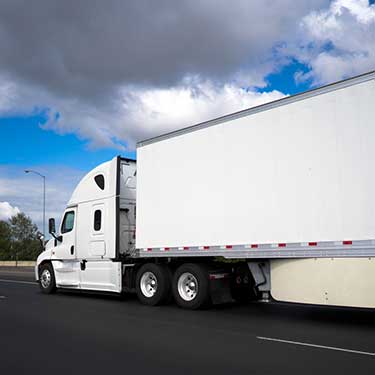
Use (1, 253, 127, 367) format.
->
(36, 70, 375, 309)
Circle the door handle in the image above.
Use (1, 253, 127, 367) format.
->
(70, 245, 74, 255)
(80, 259, 87, 271)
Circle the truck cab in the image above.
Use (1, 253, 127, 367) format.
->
(36, 156, 136, 293)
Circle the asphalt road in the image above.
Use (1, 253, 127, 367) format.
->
(0, 267, 374, 374)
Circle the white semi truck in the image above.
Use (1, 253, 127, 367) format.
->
(36, 70, 375, 309)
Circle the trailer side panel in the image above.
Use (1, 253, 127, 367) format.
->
(136, 76, 375, 250)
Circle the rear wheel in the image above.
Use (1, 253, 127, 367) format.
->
(136, 263, 171, 306)
(172, 263, 211, 309)
(39, 263, 56, 294)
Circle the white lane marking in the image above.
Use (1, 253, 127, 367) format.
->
(257, 336, 375, 357)
(0, 278, 36, 285)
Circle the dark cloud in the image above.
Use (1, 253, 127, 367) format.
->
(0, 0, 329, 101)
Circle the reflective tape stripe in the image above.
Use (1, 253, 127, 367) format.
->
(141, 239, 362, 252)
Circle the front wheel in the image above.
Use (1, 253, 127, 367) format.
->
(39, 263, 56, 294)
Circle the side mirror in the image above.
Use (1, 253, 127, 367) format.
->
(48, 218, 56, 234)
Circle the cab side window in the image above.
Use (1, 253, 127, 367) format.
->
(94, 210, 102, 231)
(61, 211, 75, 233)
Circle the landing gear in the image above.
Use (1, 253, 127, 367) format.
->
(230, 263, 258, 303)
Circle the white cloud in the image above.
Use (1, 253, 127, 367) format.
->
(116, 80, 286, 147)
(0, 201, 20, 221)
(0, 76, 286, 150)
(292, 0, 375, 84)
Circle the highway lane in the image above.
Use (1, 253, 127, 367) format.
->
(0, 266, 35, 282)
(0, 268, 374, 374)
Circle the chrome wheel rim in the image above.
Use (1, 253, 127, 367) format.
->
(140, 271, 158, 298)
(40, 269, 51, 289)
(177, 272, 198, 301)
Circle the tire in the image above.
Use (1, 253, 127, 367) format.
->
(39, 263, 56, 294)
(135, 263, 172, 306)
(172, 263, 211, 310)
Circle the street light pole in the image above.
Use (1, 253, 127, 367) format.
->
(24, 170, 46, 237)
(43, 175, 45, 238)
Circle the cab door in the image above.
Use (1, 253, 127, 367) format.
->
(78, 202, 121, 292)
(58, 208, 77, 259)
(53, 207, 80, 288)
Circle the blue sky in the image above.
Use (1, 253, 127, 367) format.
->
(0, 0, 374, 230)
(0, 114, 135, 170)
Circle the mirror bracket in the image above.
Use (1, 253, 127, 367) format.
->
(49, 218, 62, 243)
(51, 232, 62, 242)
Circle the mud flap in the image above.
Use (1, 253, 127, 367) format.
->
(209, 272, 233, 304)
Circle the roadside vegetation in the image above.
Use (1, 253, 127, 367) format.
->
(0, 213, 42, 261)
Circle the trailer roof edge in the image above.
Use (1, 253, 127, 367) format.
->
(137, 70, 375, 148)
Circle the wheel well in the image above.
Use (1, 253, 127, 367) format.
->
(38, 260, 52, 275)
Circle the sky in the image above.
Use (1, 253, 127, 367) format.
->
(0, 0, 374, 232)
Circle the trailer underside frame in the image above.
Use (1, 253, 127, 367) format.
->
(134, 239, 375, 259)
